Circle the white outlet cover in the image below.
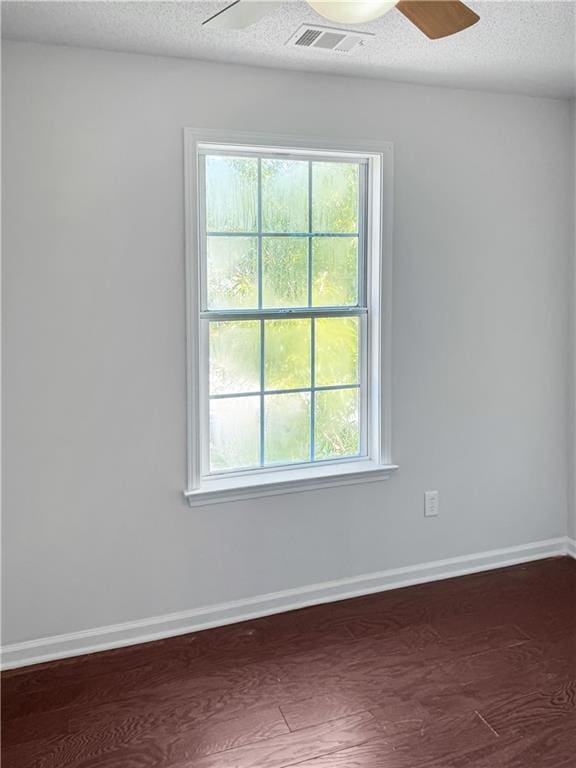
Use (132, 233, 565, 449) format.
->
(424, 490, 439, 517)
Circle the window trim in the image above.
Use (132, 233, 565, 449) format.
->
(183, 128, 397, 507)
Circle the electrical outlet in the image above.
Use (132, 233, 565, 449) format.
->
(424, 490, 439, 517)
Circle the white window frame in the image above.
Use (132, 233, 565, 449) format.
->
(184, 129, 397, 507)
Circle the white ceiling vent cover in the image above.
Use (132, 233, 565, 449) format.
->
(286, 24, 374, 53)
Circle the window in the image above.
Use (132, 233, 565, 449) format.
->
(184, 131, 396, 506)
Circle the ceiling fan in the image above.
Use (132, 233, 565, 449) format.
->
(202, 0, 480, 40)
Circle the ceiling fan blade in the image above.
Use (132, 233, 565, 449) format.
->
(202, 0, 282, 30)
(396, 1, 479, 39)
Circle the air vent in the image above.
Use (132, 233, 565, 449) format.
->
(286, 24, 374, 53)
(295, 28, 322, 47)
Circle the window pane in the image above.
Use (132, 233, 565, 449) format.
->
(312, 237, 358, 306)
(205, 156, 257, 232)
(199, 150, 368, 476)
(264, 392, 310, 465)
(206, 236, 258, 310)
(265, 319, 311, 390)
(312, 162, 358, 233)
(262, 159, 308, 233)
(210, 396, 260, 471)
(315, 388, 360, 460)
(262, 237, 308, 308)
(209, 321, 260, 395)
(315, 317, 359, 387)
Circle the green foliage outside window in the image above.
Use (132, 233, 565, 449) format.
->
(204, 154, 363, 472)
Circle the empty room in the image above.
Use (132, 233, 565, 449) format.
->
(1, 1, 575, 766)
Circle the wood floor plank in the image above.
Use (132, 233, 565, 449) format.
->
(279, 737, 394, 768)
(3, 664, 288, 752)
(436, 623, 530, 654)
(179, 711, 382, 768)
(4, 704, 291, 768)
(279, 692, 369, 731)
(440, 640, 548, 685)
(404, 674, 480, 718)
(477, 678, 576, 736)
(462, 667, 559, 709)
(367, 695, 430, 737)
(289, 712, 499, 768)
(12, 711, 380, 768)
(374, 710, 498, 764)
(279, 690, 430, 736)
(540, 633, 576, 678)
(451, 713, 576, 768)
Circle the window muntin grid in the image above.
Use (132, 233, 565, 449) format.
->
(198, 148, 368, 476)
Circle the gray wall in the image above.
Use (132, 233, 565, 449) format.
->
(2, 41, 572, 645)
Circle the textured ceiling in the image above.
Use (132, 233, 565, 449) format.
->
(2, 0, 575, 98)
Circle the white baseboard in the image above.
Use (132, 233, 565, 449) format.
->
(1, 536, 571, 671)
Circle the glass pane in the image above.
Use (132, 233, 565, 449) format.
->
(265, 319, 311, 391)
(209, 321, 260, 395)
(262, 237, 308, 308)
(315, 388, 360, 460)
(262, 159, 308, 233)
(264, 392, 310, 465)
(312, 162, 358, 233)
(205, 155, 257, 233)
(315, 317, 359, 387)
(206, 237, 258, 310)
(312, 237, 358, 306)
(210, 396, 260, 471)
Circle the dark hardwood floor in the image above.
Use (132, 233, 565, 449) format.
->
(2, 557, 575, 767)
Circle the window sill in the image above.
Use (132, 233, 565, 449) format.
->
(184, 461, 399, 507)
